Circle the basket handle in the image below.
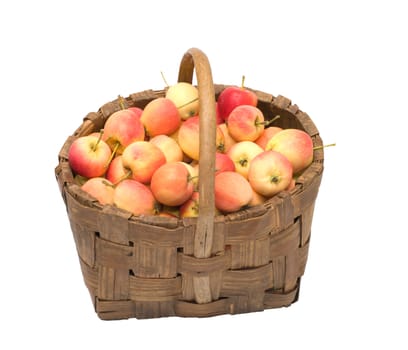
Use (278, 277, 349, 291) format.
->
(178, 48, 216, 259)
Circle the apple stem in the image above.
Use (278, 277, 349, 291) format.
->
(241, 75, 246, 89)
(113, 169, 132, 186)
(105, 141, 120, 168)
(256, 115, 281, 127)
(102, 180, 116, 189)
(161, 71, 170, 87)
(313, 143, 336, 151)
(177, 97, 199, 110)
(91, 129, 104, 152)
(118, 95, 126, 110)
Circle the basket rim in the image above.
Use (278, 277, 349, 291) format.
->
(55, 83, 324, 229)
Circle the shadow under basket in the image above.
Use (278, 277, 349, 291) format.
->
(55, 48, 324, 320)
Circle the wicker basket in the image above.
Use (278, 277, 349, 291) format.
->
(55, 48, 324, 320)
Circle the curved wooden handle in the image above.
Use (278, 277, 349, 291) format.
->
(178, 48, 216, 259)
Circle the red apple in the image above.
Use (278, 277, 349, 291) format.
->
(81, 177, 115, 205)
(255, 126, 283, 149)
(113, 179, 158, 216)
(165, 82, 200, 120)
(227, 141, 263, 179)
(248, 150, 293, 197)
(68, 134, 112, 178)
(121, 141, 166, 184)
(150, 162, 194, 206)
(140, 97, 181, 137)
(177, 116, 225, 160)
(102, 109, 145, 155)
(105, 155, 129, 184)
(215, 152, 236, 175)
(217, 82, 258, 122)
(127, 106, 143, 119)
(214, 171, 253, 213)
(149, 134, 184, 163)
(227, 105, 265, 142)
(265, 129, 314, 174)
(215, 102, 224, 124)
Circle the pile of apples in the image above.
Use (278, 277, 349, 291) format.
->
(68, 80, 315, 218)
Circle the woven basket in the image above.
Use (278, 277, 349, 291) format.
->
(55, 48, 324, 320)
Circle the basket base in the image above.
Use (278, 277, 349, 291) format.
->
(93, 282, 301, 320)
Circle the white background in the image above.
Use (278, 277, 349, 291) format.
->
(1, 0, 407, 348)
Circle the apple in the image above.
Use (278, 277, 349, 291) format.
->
(157, 211, 178, 218)
(265, 129, 313, 174)
(227, 105, 266, 142)
(150, 162, 194, 206)
(218, 123, 236, 152)
(102, 109, 145, 155)
(215, 152, 236, 175)
(127, 106, 143, 119)
(179, 191, 200, 218)
(121, 141, 166, 184)
(179, 161, 199, 191)
(177, 116, 225, 160)
(81, 177, 115, 205)
(227, 141, 263, 179)
(149, 134, 184, 163)
(68, 134, 112, 178)
(248, 188, 267, 207)
(105, 155, 130, 184)
(247, 150, 293, 197)
(165, 82, 199, 120)
(217, 79, 258, 122)
(215, 102, 224, 124)
(113, 179, 158, 216)
(286, 177, 296, 191)
(140, 97, 181, 137)
(214, 171, 253, 213)
(255, 126, 283, 149)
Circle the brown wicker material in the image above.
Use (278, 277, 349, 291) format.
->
(55, 48, 324, 320)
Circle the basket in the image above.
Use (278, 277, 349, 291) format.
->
(55, 48, 324, 320)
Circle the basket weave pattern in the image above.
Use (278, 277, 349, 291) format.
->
(55, 49, 324, 320)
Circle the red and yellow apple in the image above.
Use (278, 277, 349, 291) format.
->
(102, 109, 145, 155)
(149, 134, 184, 163)
(214, 171, 253, 213)
(113, 179, 158, 216)
(81, 177, 115, 205)
(248, 150, 293, 197)
(150, 162, 194, 206)
(105, 155, 129, 184)
(227, 141, 263, 179)
(265, 129, 313, 174)
(218, 122, 236, 152)
(121, 141, 166, 184)
(68, 134, 112, 178)
(179, 191, 200, 218)
(140, 97, 181, 137)
(165, 82, 199, 120)
(177, 116, 225, 160)
(227, 105, 265, 142)
(255, 126, 283, 149)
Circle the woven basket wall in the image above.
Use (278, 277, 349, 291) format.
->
(55, 48, 324, 320)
